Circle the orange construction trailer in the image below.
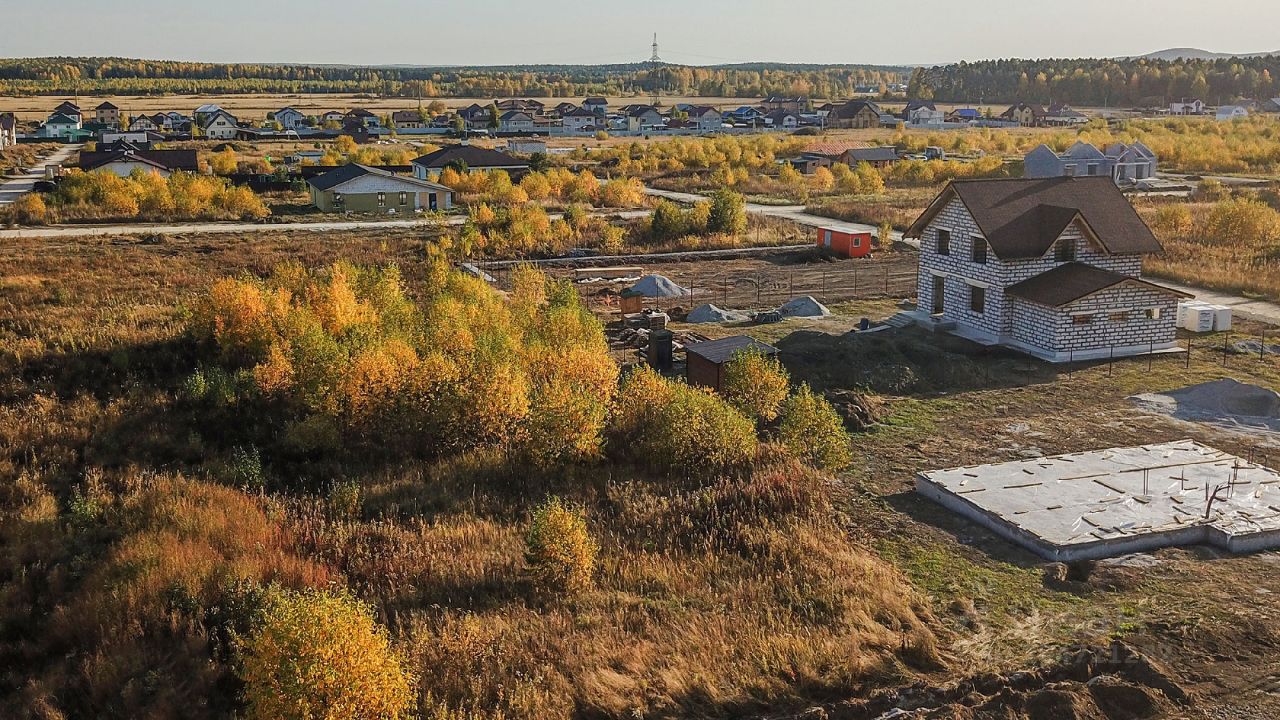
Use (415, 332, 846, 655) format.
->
(815, 226, 873, 258)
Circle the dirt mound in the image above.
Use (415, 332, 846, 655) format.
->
(686, 303, 749, 323)
(777, 295, 831, 318)
(812, 641, 1189, 720)
(1129, 378, 1280, 436)
(628, 274, 687, 298)
(825, 390, 883, 432)
(774, 328, 998, 395)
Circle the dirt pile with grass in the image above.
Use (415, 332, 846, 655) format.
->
(1130, 377, 1280, 436)
(809, 641, 1190, 720)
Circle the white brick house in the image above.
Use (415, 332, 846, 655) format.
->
(903, 177, 1190, 361)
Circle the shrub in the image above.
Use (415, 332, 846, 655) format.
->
(11, 192, 48, 225)
(238, 587, 415, 720)
(1202, 197, 1280, 245)
(707, 188, 747, 235)
(610, 367, 756, 474)
(777, 384, 852, 471)
(49, 169, 268, 221)
(524, 497, 597, 596)
(721, 349, 790, 423)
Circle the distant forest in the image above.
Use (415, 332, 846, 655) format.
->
(912, 56, 1280, 106)
(0, 57, 908, 99)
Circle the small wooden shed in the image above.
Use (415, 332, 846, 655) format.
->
(816, 226, 873, 258)
(685, 335, 780, 392)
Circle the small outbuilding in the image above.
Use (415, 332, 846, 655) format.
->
(816, 226, 873, 258)
(685, 335, 779, 392)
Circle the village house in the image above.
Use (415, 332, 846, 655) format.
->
(1216, 105, 1249, 121)
(1024, 141, 1157, 183)
(902, 176, 1189, 361)
(99, 129, 165, 146)
(764, 109, 799, 129)
(272, 106, 307, 130)
(391, 110, 425, 130)
(498, 110, 535, 132)
(193, 104, 223, 125)
(828, 100, 883, 129)
(762, 96, 808, 112)
(946, 108, 982, 123)
(457, 104, 492, 130)
(583, 96, 608, 115)
(497, 99, 545, 116)
(999, 102, 1045, 126)
(320, 110, 347, 126)
(344, 109, 382, 129)
(128, 114, 158, 132)
(839, 146, 899, 168)
(725, 105, 765, 125)
(308, 163, 454, 213)
(1041, 104, 1089, 126)
(200, 109, 239, 140)
(561, 106, 598, 131)
(626, 106, 665, 132)
(78, 146, 199, 177)
(1169, 98, 1205, 115)
(94, 102, 120, 128)
(53, 101, 81, 121)
(410, 144, 529, 179)
(687, 106, 723, 132)
(902, 100, 944, 125)
(39, 112, 82, 139)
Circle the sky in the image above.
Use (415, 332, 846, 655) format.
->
(3, 0, 1280, 67)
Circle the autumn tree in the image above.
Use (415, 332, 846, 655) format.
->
(707, 188, 748, 235)
(777, 384, 851, 472)
(721, 349, 790, 423)
(525, 497, 598, 596)
(237, 588, 415, 720)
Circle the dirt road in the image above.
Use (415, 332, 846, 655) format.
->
(642, 186, 906, 242)
(0, 143, 82, 205)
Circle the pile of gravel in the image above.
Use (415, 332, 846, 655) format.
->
(1129, 378, 1280, 435)
(686, 304, 750, 323)
(628, 274, 687, 298)
(777, 295, 831, 318)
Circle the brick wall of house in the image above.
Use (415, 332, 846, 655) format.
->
(1053, 284, 1180, 352)
(918, 197, 1148, 340)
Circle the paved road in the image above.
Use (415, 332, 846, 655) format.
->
(0, 208, 652, 240)
(642, 186, 905, 242)
(0, 144, 82, 205)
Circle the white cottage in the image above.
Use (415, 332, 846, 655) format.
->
(201, 110, 239, 140)
(903, 177, 1190, 361)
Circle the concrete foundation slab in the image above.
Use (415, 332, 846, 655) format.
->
(917, 440, 1280, 561)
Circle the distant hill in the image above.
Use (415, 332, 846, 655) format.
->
(1131, 47, 1280, 61)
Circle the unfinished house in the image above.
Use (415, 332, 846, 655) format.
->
(902, 177, 1190, 361)
(1024, 141, 1157, 184)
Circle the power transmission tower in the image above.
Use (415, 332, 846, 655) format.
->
(649, 33, 662, 64)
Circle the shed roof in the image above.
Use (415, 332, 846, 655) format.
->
(1004, 262, 1190, 307)
(685, 335, 779, 364)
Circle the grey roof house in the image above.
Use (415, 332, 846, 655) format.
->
(1024, 141, 1157, 184)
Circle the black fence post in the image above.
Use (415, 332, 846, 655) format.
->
(1262, 332, 1267, 360)
(1224, 333, 1229, 367)
(821, 269, 826, 301)
(1148, 341, 1154, 371)
(1186, 338, 1192, 369)
(1108, 345, 1114, 377)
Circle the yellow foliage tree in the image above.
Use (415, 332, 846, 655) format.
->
(778, 384, 851, 471)
(525, 497, 598, 596)
(238, 588, 415, 720)
(722, 349, 790, 423)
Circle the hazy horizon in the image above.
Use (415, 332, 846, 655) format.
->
(3, 0, 1279, 67)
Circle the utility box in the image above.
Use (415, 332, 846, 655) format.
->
(648, 329, 674, 370)
(620, 290, 645, 314)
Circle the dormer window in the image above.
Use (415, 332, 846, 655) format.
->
(1055, 237, 1076, 262)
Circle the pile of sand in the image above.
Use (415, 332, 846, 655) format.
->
(686, 304, 749, 323)
(777, 295, 831, 318)
(1129, 378, 1280, 435)
(628, 274, 687, 298)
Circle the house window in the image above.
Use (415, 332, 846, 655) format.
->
(936, 229, 951, 256)
(399, 191, 408, 206)
(971, 237, 987, 264)
(1144, 308, 1162, 320)
(1072, 314, 1094, 325)
(1109, 311, 1129, 322)
(1064, 164, 1077, 177)
(1087, 163, 1099, 176)
(1055, 238, 1076, 262)
(377, 192, 386, 207)
(969, 285, 985, 314)
(333, 193, 343, 207)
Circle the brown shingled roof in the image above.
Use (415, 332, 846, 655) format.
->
(906, 177, 1164, 260)
(1004, 262, 1190, 307)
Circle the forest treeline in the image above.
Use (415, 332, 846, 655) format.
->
(0, 57, 907, 98)
(911, 55, 1280, 106)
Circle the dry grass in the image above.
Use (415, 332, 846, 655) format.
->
(806, 187, 935, 229)
(0, 229, 938, 719)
